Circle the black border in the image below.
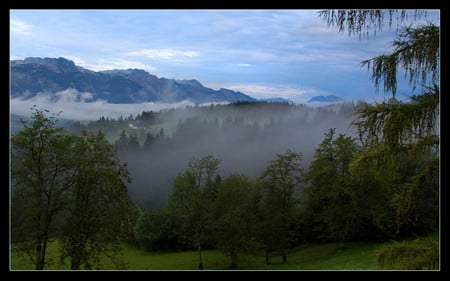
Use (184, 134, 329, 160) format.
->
(4, 1, 447, 276)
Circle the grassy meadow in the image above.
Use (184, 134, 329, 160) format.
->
(5, 240, 408, 271)
(10, 232, 438, 271)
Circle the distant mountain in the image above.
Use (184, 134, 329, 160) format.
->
(259, 97, 294, 104)
(10, 57, 256, 104)
(307, 95, 344, 103)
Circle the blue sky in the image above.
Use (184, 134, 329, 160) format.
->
(10, 9, 440, 106)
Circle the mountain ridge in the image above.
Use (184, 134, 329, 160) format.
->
(10, 57, 256, 104)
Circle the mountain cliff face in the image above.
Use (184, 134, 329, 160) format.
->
(10, 57, 256, 104)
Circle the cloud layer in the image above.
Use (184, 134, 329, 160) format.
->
(10, 89, 213, 121)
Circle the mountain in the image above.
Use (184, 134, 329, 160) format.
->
(259, 97, 294, 104)
(10, 57, 256, 104)
(307, 95, 344, 103)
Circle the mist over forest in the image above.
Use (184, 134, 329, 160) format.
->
(67, 102, 359, 209)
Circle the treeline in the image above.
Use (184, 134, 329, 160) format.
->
(68, 101, 357, 146)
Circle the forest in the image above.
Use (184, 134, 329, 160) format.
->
(10, 10, 440, 270)
(67, 101, 358, 208)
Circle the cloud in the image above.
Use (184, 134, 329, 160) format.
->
(53, 89, 93, 102)
(10, 18, 33, 36)
(75, 58, 157, 72)
(10, 89, 221, 121)
(127, 48, 199, 60)
(223, 83, 332, 103)
(235, 63, 251, 67)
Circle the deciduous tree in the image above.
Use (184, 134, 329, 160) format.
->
(167, 153, 221, 270)
(259, 149, 303, 263)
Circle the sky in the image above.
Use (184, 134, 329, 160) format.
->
(10, 9, 440, 119)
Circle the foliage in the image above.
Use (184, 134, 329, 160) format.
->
(166, 171, 198, 249)
(133, 208, 179, 252)
(353, 87, 439, 151)
(58, 131, 134, 270)
(166, 153, 221, 269)
(215, 174, 262, 268)
(321, 9, 440, 239)
(362, 25, 439, 96)
(351, 56, 439, 238)
(11, 109, 136, 270)
(11, 107, 75, 269)
(375, 236, 439, 270)
(392, 156, 439, 235)
(259, 149, 303, 263)
(319, 10, 427, 38)
(302, 129, 381, 244)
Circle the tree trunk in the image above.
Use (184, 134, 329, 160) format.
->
(71, 258, 81, 270)
(35, 244, 45, 270)
(71, 249, 82, 270)
(35, 211, 45, 270)
(230, 252, 238, 269)
(339, 239, 345, 250)
(35, 239, 46, 270)
(281, 215, 288, 263)
(339, 230, 346, 250)
(265, 250, 271, 265)
(198, 244, 203, 270)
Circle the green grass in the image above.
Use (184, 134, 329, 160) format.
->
(10, 233, 438, 271)
(9, 241, 381, 271)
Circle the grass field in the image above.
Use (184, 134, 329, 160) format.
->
(10, 232, 439, 271)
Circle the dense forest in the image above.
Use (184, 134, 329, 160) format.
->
(10, 9, 439, 270)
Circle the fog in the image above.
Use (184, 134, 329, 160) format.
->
(11, 93, 359, 209)
(10, 88, 227, 121)
(10, 89, 355, 208)
(109, 102, 359, 209)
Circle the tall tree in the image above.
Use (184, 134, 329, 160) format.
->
(215, 174, 261, 268)
(11, 108, 76, 270)
(259, 149, 303, 263)
(167, 153, 221, 270)
(58, 131, 135, 270)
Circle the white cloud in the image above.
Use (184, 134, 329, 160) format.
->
(235, 63, 251, 67)
(53, 89, 93, 102)
(10, 89, 208, 121)
(10, 18, 33, 36)
(10, 55, 23, 61)
(77, 58, 156, 72)
(127, 48, 199, 60)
